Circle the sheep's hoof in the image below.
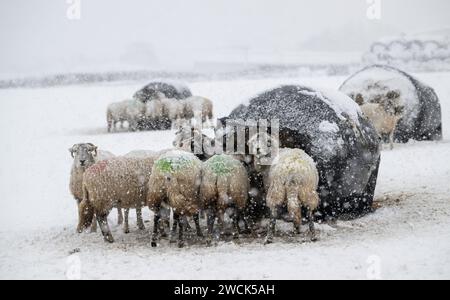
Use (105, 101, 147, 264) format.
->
(310, 236, 318, 242)
(151, 241, 157, 247)
(124, 228, 130, 234)
(178, 241, 185, 248)
(104, 236, 114, 243)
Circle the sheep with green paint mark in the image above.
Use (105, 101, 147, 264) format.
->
(200, 154, 249, 243)
(147, 150, 203, 248)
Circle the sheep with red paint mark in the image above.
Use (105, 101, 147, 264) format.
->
(78, 156, 156, 243)
(68, 143, 118, 233)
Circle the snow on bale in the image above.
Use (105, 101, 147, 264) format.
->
(133, 81, 192, 103)
(340, 65, 442, 143)
(133, 81, 193, 130)
(223, 85, 381, 219)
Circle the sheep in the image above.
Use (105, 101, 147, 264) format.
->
(123, 149, 171, 236)
(125, 100, 146, 131)
(184, 96, 214, 126)
(142, 93, 185, 130)
(172, 126, 215, 161)
(78, 156, 156, 242)
(147, 150, 203, 248)
(107, 100, 133, 132)
(200, 154, 249, 243)
(161, 97, 185, 128)
(144, 98, 164, 128)
(69, 143, 121, 232)
(353, 90, 404, 150)
(248, 132, 320, 244)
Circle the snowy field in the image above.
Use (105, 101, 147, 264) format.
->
(0, 72, 449, 280)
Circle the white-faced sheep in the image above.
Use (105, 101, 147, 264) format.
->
(200, 154, 249, 243)
(354, 90, 404, 149)
(184, 96, 214, 125)
(107, 100, 133, 132)
(147, 150, 203, 248)
(172, 126, 216, 161)
(78, 156, 156, 242)
(161, 97, 185, 128)
(144, 98, 164, 126)
(145, 94, 186, 129)
(69, 143, 121, 232)
(248, 133, 320, 244)
(125, 100, 146, 131)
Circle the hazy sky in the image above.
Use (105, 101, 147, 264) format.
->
(1, 0, 449, 76)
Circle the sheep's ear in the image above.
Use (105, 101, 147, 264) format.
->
(69, 145, 77, 158)
(86, 143, 98, 156)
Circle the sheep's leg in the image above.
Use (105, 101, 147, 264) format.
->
(206, 209, 216, 246)
(264, 208, 278, 245)
(158, 207, 170, 237)
(307, 209, 317, 242)
(178, 215, 186, 248)
(136, 207, 145, 230)
(232, 209, 240, 240)
(97, 214, 114, 243)
(217, 209, 225, 239)
(159, 219, 168, 238)
(293, 208, 302, 235)
(389, 131, 395, 150)
(170, 214, 179, 244)
(123, 208, 130, 234)
(239, 211, 252, 234)
(184, 218, 193, 231)
(91, 214, 97, 233)
(193, 213, 204, 238)
(117, 207, 123, 225)
(151, 210, 161, 247)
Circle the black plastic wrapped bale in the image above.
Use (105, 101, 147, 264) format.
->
(133, 81, 192, 103)
(133, 81, 192, 130)
(225, 85, 381, 219)
(340, 65, 442, 143)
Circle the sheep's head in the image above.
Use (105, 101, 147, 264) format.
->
(173, 126, 211, 156)
(248, 132, 279, 171)
(381, 90, 404, 117)
(353, 93, 365, 105)
(69, 143, 98, 168)
(173, 127, 192, 148)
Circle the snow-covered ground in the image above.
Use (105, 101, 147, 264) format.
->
(0, 72, 449, 280)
